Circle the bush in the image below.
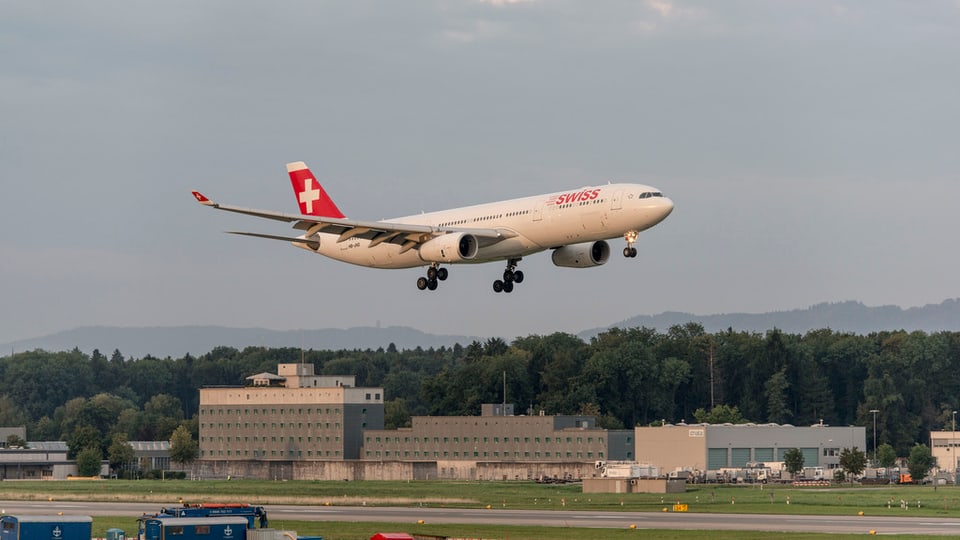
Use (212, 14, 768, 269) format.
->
(76, 446, 103, 477)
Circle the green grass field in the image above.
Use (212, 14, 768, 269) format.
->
(2, 480, 958, 539)
(83, 517, 942, 540)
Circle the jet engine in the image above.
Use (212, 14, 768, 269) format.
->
(419, 232, 479, 263)
(551, 240, 610, 268)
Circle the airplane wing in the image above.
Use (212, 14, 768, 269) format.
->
(192, 191, 514, 253)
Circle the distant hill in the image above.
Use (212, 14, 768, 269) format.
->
(0, 325, 482, 359)
(5, 299, 960, 359)
(579, 299, 960, 339)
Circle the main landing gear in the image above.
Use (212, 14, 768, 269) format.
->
(623, 230, 638, 258)
(416, 263, 448, 291)
(493, 259, 524, 294)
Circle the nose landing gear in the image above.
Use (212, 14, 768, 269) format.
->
(493, 259, 523, 294)
(623, 230, 638, 258)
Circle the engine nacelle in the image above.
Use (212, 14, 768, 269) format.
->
(551, 240, 610, 268)
(419, 232, 479, 263)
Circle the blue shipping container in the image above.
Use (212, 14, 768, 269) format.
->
(0, 515, 93, 540)
(138, 517, 250, 540)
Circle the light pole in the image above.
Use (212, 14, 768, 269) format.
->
(869, 409, 879, 466)
(952, 411, 957, 477)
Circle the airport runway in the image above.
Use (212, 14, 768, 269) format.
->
(3, 500, 960, 535)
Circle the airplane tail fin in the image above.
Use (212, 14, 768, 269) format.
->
(287, 161, 346, 218)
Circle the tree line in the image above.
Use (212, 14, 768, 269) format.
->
(1, 324, 959, 463)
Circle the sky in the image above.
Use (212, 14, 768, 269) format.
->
(2, 1, 959, 345)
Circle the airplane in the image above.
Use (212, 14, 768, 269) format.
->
(192, 161, 674, 293)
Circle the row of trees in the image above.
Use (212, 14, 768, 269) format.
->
(2, 324, 960, 462)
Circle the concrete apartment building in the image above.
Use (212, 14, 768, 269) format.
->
(198, 363, 384, 460)
(634, 423, 866, 474)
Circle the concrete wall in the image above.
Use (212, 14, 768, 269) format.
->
(582, 478, 686, 494)
(435, 461, 601, 481)
(191, 459, 602, 481)
(634, 425, 707, 472)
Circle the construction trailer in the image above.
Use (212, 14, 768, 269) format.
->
(0, 515, 92, 540)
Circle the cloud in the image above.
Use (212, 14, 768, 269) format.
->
(443, 19, 507, 43)
(648, 0, 675, 18)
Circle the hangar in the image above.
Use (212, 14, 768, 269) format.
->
(634, 422, 865, 474)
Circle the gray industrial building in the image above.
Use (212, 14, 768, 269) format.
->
(361, 403, 634, 462)
(635, 423, 866, 474)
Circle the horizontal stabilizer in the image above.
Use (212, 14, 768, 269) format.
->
(227, 231, 319, 249)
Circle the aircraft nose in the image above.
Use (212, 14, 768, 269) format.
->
(659, 196, 675, 219)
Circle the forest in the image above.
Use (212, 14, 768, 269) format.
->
(1, 323, 959, 459)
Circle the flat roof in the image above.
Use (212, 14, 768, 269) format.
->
(2, 515, 93, 523)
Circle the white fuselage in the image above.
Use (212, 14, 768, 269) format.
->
(295, 183, 674, 269)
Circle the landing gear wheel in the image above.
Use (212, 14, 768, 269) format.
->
(492, 258, 523, 294)
(623, 230, 639, 258)
(427, 279, 438, 291)
(427, 267, 438, 280)
(416, 277, 428, 290)
(437, 267, 448, 281)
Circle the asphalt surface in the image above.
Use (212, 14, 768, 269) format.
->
(3, 500, 960, 535)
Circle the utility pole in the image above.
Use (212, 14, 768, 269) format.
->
(869, 409, 879, 466)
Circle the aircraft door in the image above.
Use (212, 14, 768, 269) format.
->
(533, 204, 543, 221)
(611, 190, 623, 210)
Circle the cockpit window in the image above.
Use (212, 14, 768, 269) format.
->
(639, 191, 663, 199)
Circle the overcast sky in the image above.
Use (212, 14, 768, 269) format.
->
(2, 1, 959, 345)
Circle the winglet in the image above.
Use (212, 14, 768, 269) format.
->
(192, 191, 214, 206)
